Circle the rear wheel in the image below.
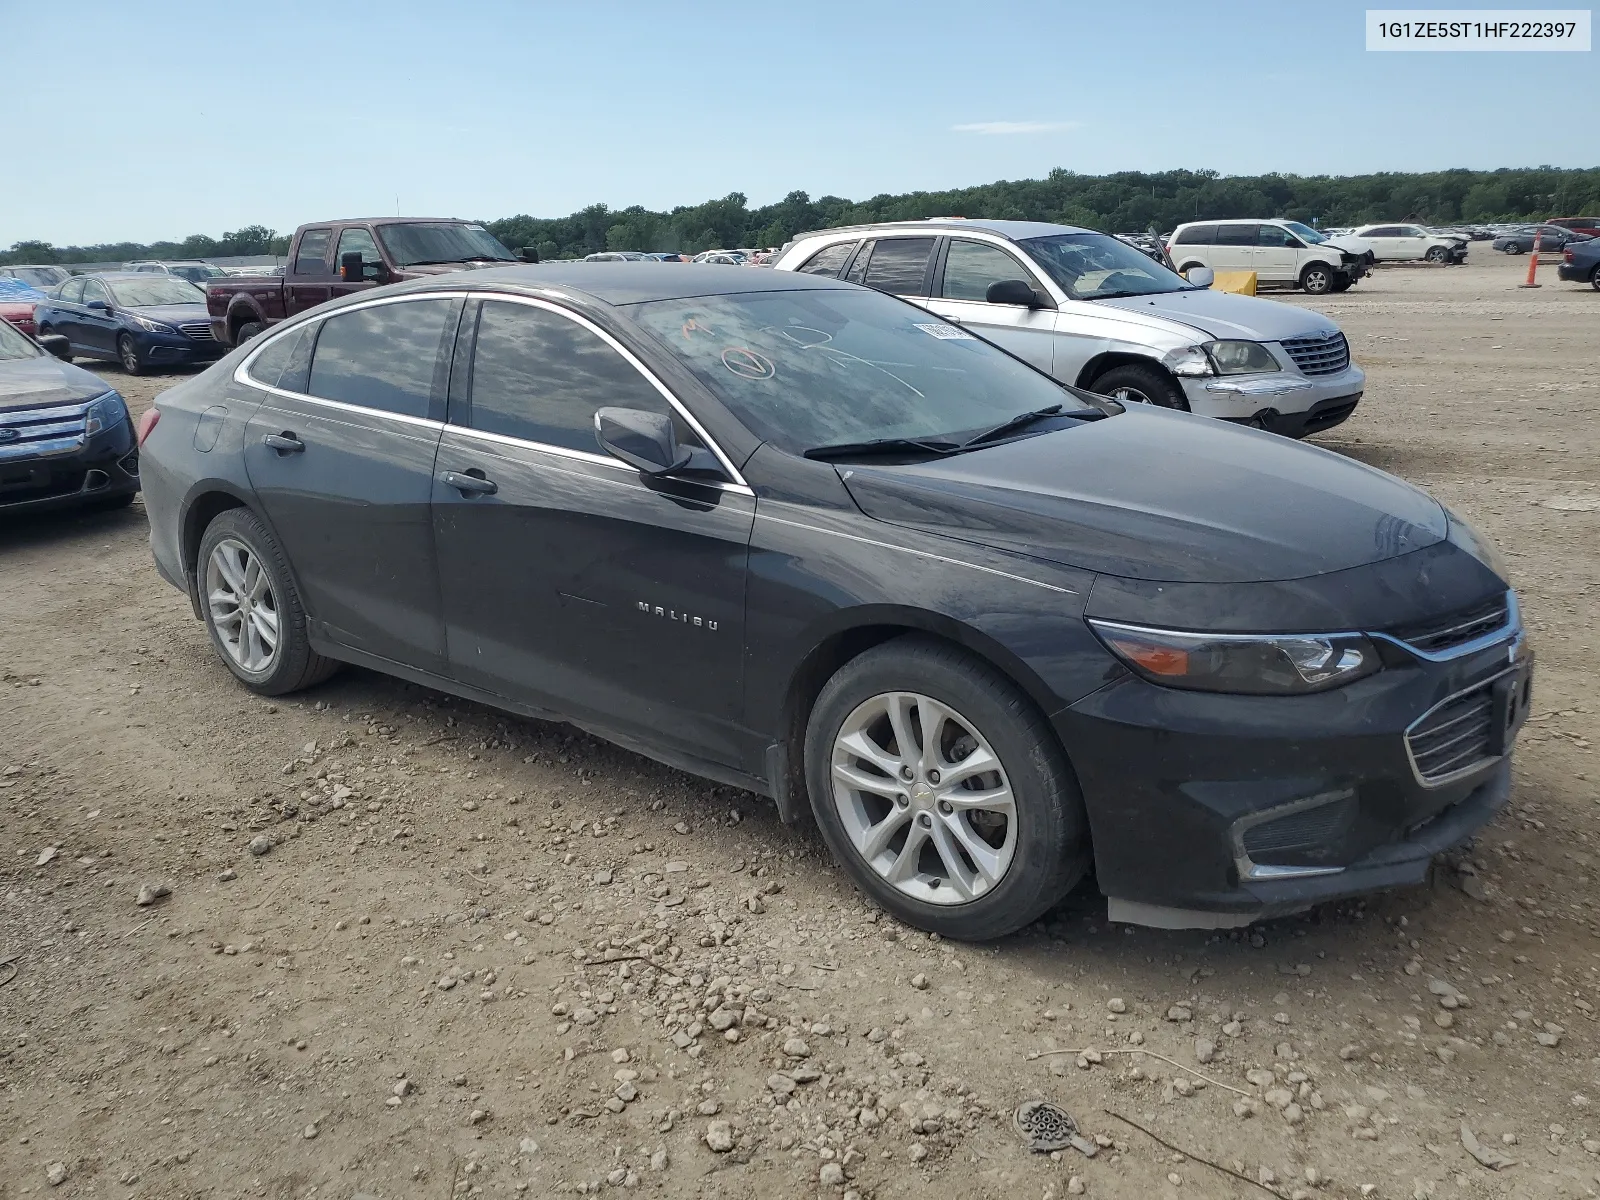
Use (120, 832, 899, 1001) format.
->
(804, 635, 1089, 940)
(1591, 265, 1600, 291)
(1506, 242, 1526, 255)
(197, 508, 339, 695)
(235, 321, 264, 345)
(1300, 263, 1335, 295)
(1089, 362, 1189, 410)
(118, 334, 145, 375)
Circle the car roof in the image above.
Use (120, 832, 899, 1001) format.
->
(382, 262, 855, 307)
(796, 218, 1093, 243)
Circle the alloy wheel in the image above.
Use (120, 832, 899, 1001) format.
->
(205, 538, 280, 672)
(829, 691, 1018, 905)
(1106, 386, 1155, 405)
(119, 338, 140, 373)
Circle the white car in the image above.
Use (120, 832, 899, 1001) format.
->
(1167, 219, 1368, 295)
(772, 219, 1367, 438)
(1327, 225, 1468, 264)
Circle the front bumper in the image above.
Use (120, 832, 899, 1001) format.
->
(1055, 616, 1529, 925)
(137, 329, 226, 365)
(0, 418, 140, 514)
(1182, 361, 1365, 428)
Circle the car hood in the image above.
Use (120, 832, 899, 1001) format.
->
(127, 302, 210, 324)
(1091, 288, 1341, 343)
(0, 355, 112, 412)
(839, 407, 1447, 584)
(401, 261, 520, 276)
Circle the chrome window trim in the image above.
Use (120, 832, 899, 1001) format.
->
(440, 422, 754, 499)
(756, 510, 1076, 595)
(1404, 661, 1524, 789)
(797, 227, 1068, 307)
(233, 288, 749, 489)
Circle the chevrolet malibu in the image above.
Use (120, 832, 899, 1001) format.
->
(139, 265, 1529, 939)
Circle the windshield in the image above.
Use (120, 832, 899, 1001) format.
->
(0, 317, 41, 362)
(628, 288, 1085, 454)
(1282, 221, 1328, 244)
(170, 264, 224, 281)
(11, 267, 69, 288)
(105, 277, 206, 306)
(376, 222, 515, 266)
(1021, 233, 1192, 300)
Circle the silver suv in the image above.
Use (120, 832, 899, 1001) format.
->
(772, 219, 1366, 438)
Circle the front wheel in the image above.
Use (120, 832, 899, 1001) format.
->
(1300, 263, 1335, 295)
(1089, 362, 1190, 410)
(1506, 243, 1526, 255)
(1591, 265, 1600, 291)
(1425, 246, 1450, 263)
(197, 508, 339, 695)
(118, 334, 145, 375)
(804, 636, 1089, 940)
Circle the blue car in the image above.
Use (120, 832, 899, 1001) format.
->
(34, 273, 225, 375)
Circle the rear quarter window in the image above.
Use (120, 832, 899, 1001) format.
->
(1173, 225, 1216, 245)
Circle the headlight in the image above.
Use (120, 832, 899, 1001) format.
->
(84, 391, 128, 437)
(129, 314, 177, 334)
(1204, 340, 1279, 375)
(1088, 619, 1380, 695)
(1166, 346, 1214, 377)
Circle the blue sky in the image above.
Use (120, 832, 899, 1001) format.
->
(8, 0, 1597, 246)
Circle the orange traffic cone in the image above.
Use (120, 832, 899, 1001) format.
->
(1519, 232, 1542, 288)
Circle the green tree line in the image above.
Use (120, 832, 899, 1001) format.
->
(6, 167, 1597, 266)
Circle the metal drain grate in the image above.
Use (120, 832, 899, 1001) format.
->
(1013, 1100, 1097, 1156)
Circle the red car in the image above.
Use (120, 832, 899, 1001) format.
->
(0, 277, 46, 337)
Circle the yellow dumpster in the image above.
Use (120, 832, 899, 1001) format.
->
(1210, 271, 1257, 296)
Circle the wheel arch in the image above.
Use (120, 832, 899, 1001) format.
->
(226, 296, 266, 341)
(770, 605, 1068, 824)
(1073, 350, 1172, 392)
(177, 483, 256, 616)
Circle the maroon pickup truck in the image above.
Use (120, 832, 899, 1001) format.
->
(206, 217, 534, 346)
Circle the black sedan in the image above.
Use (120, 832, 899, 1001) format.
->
(0, 319, 139, 513)
(1558, 237, 1600, 289)
(1491, 225, 1592, 254)
(34, 273, 225, 375)
(138, 266, 1529, 939)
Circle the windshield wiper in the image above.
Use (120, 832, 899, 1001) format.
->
(803, 436, 962, 461)
(958, 404, 1063, 449)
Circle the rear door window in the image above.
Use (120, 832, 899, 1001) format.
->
(293, 229, 333, 275)
(941, 240, 1034, 302)
(305, 298, 456, 419)
(861, 238, 934, 295)
(465, 300, 680, 455)
(796, 241, 858, 277)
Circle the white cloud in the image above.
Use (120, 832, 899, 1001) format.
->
(951, 120, 1082, 135)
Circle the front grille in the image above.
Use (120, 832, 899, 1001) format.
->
(1406, 686, 1496, 784)
(1280, 331, 1350, 376)
(0, 401, 89, 461)
(1241, 794, 1358, 859)
(1391, 594, 1510, 655)
(179, 321, 215, 341)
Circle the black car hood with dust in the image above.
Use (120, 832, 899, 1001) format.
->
(0, 355, 112, 413)
(838, 407, 1447, 584)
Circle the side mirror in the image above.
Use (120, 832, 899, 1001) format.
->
(985, 278, 1043, 307)
(518, 246, 541, 263)
(341, 252, 364, 282)
(595, 407, 691, 476)
(85, 299, 109, 312)
(1185, 266, 1215, 288)
(38, 333, 71, 360)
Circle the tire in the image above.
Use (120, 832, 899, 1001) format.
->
(1424, 246, 1450, 263)
(1591, 265, 1600, 291)
(804, 635, 1090, 940)
(1300, 263, 1335, 295)
(235, 321, 264, 346)
(1506, 243, 1526, 255)
(1089, 362, 1190, 410)
(197, 507, 339, 695)
(118, 334, 145, 375)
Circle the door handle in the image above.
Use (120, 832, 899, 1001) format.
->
(442, 469, 497, 497)
(263, 432, 304, 454)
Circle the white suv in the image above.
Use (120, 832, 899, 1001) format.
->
(1167, 219, 1367, 294)
(771, 219, 1366, 438)
(1327, 224, 1468, 264)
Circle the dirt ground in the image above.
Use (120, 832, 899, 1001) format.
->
(2, 251, 1597, 1200)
